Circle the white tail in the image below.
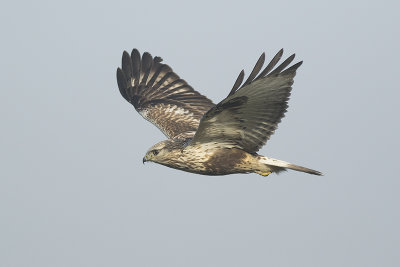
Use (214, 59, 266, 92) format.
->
(258, 156, 323, 176)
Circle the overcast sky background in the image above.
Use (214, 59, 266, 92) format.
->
(1, 0, 399, 266)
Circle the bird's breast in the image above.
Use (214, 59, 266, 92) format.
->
(161, 144, 251, 175)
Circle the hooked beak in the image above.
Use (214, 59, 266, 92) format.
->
(143, 154, 149, 164)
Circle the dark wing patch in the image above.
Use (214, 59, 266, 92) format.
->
(203, 148, 248, 175)
(117, 49, 214, 139)
(191, 50, 302, 153)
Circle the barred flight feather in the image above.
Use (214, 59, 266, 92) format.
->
(116, 49, 214, 138)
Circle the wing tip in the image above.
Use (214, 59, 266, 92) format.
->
(154, 56, 163, 63)
(230, 49, 302, 94)
(116, 67, 130, 101)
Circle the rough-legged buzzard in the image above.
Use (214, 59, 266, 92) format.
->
(116, 49, 322, 176)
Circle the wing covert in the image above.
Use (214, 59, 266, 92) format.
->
(117, 49, 214, 139)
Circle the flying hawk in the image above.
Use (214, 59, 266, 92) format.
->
(116, 49, 322, 176)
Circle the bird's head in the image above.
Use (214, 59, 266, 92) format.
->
(143, 140, 174, 164)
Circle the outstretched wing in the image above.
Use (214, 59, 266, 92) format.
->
(191, 49, 302, 153)
(117, 49, 214, 139)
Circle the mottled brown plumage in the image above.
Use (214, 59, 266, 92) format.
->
(117, 49, 322, 176)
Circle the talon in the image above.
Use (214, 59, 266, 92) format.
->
(256, 171, 272, 176)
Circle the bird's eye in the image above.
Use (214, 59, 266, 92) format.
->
(152, 150, 159, 156)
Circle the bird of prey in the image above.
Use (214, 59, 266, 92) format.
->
(116, 49, 322, 176)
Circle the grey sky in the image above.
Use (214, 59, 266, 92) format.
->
(1, 0, 399, 266)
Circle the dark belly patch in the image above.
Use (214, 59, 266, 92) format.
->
(203, 148, 248, 175)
